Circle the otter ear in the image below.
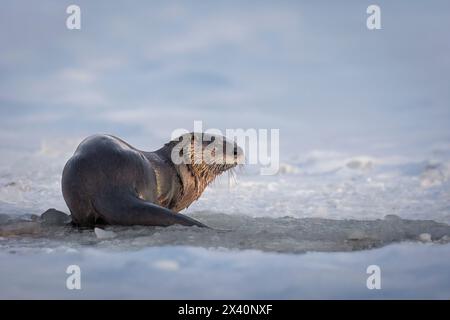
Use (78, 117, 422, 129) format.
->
(169, 136, 183, 144)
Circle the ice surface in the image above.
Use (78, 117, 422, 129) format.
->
(2, 145, 450, 223)
(94, 227, 117, 240)
(1, 142, 450, 254)
(1, 243, 450, 299)
(1, 212, 450, 254)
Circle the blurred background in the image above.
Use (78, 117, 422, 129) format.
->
(1, 0, 449, 159)
(1, 0, 450, 221)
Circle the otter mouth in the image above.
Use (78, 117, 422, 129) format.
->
(204, 149, 244, 175)
(214, 162, 239, 175)
(186, 157, 243, 191)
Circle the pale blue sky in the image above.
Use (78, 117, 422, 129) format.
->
(1, 0, 449, 157)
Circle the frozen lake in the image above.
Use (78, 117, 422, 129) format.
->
(1, 122, 450, 299)
(1, 0, 450, 299)
(1, 150, 450, 298)
(1, 242, 450, 299)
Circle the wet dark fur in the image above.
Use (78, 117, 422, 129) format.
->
(62, 133, 241, 228)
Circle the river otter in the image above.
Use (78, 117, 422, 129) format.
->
(61, 133, 243, 228)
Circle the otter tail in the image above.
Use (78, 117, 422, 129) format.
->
(92, 190, 208, 228)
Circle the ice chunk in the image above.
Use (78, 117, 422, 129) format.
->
(420, 162, 450, 188)
(419, 233, 432, 242)
(94, 227, 117, 239)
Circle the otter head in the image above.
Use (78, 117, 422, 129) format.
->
(169, 132, 244, 192)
